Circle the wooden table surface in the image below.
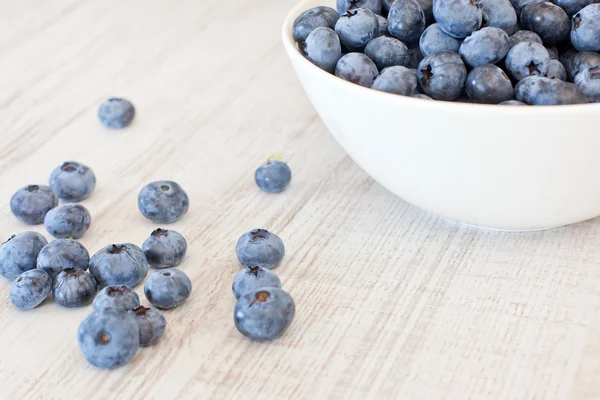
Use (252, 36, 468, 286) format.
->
(2, 1, 600, 399)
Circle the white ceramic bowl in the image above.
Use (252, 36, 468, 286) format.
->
(282, 0, 600, 231)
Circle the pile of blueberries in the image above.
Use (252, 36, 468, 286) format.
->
(293, 0, 600, 105)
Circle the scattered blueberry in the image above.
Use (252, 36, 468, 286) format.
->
(459, 27, 510, 68)
(98, 98, 135, 129)
(293, 6, 339, 44)
(520, 2, 570, 45)
(479, 0, 518, 35)
(89, 244, 149, 288)
(49, 161, 96, 202)
(10, 269, 52, 310)
(335, 8, 379, 51)
(78, 308, 140, 369)
(567, 51, 600, 78)
(372, 65, 420, 95)
(376, 14, 389, 37)
(505, 41, 550, 81)
(10, 185, 58, 225)
(93, 285, 140, 312)
(53, 268, 98, 308)
(365, 36, 410, 70)
(304, 27, 342, 73)
(499, 100, 528, 104)
(547, 59, 568, 80)
(571, 4, 600, 52)
(552, 0, 599, 15)
(236, 229, 285, 270)
(337, 0, 383, 15)
(418, 23, 461, 58)
(0, 232, 47, 280)
(232, 266, 282, 300)
(336, 53, 379, 87)
(515, 75, 589, 104)
(138, 181, 189, 224)
(142, 229, 187, 269)
(433, 0, 482, 39)
(144, 269, 192, 310)
(387, 0, 427, 44)
(546, 45, 559, 60)
(510, 0, 545, 14)
(466, 64, 514, 104)
(37, 239, 90, 280)
(508, 30, 543, 48)
(417, 51, 467, 101)
(255, 158, 292, 194)
(129, 306, 166, 347)
(44, 204, 91, 239)
(234, 288, 295, 341)
(575, 66, 600, 101)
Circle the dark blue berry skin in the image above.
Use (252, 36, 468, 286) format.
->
(505, 42, 550, 81)
(459, 27, 510, 68)
(10, 269, 52, 310)
(293, 6, 339, 44)
(387, 0, 427, 44)
(546, 45, 559, 60)
(234, 288, 295, 341)
(520, 2, 571, 45)
(236, 229, 285, 270)
(407, 45, 425, 68)
(138, 181, 189, 224)
(571, 5, 600, 52)
(93, 285, 140, 312)
(98, 98, 135, 129)
(500, 100, 528, 104)
(0, 232, 47, 280)
(37, 239, 90, 280)
(466, 64, 514, 104)
(53, 268, 98, 308)
(335, 8, 379, 52)
(567, 51, 600, 78)
(142, 229, 187, 269)
(479, 0, 518, 35)
(372, 66, 420, 95)
(575, 66, 600, 102)
(10, 185, 58, 225)
(144, 269, 192, 310)
(508, 30, 543, 48)
(129, 306, 166, 347)
(49, 161, 96, 202)
(365, 36, 410, 70)
(89, 244, 149, 288)
(336, 53, 380, 86)
(552, 0, 600, 15)
(417, 0, 435, 23)
(78, 308, 140, 369)
(44, 204, 91, 239)
(515, 76, 589, 104)
(433, 0, 482, 39)
(304, 27, 342, 73)
(547, 59, 568, 80)
(376, 15, 389, 36)
(383, 0, 395, 11)
(232, 266, 282, 300)
(255, 160, 292, 194)
(510, 0, 545, 14)
(337, 0, 383, 14)
(419, 23, 462, 57)
(417, 51, 467, 101)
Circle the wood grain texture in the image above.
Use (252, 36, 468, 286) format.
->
(1, 1, 600, 399)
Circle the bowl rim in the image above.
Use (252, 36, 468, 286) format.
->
(281, 0, 600, 113)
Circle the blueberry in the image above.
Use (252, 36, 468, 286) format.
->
(255, 159, 292, 194)
(547, 59, 568, 80)
(407, 45, 425, 68)
(575, 66, 600, 102)
(10, 269, 52, 310)
(567, 51, 600, 78)
(459, 27, 510, 68)
(44, 204, 91, 239)
(505, 42, 550, 81)
(337, 0, 383, 15)
(234, 288, 295, 341)
(144, 269, 192, 310)
(0, 232, 47, 280)
(417, 51, 467, 100)
(387, 0, 427, 44)
(466, 64, 514, 104)
(93, 285, 140, 312)
(479, 0, 518, 35)
(546, 45, 559, 59)
(53, 268, 98, 308)
(418, 23, 462, 58)
(552, 0, 600, 15)
(520, 2, 570, 45)
(89, 244, 149, 288)
(515, 76, 589, 104)
(304, 27, 342, 74)
(335, 53, 379, 86)
(142, 229, 187, 269)
(365, 36, 410, 70)
(98, 98, 135, 129)
(510, 0, 545, 14)
(232, 266, 282, 300)
(138, 181, 189, 224)
(78, 308, 140, 369)
(37, 239, 90, 280)
(335, 9, 379, 51)
(376, 15, 389, 37)
(508, 30, 543, 48)
(236, 229, 285, 270)
(413, 93, 434, 99)
(49, 161, 96, 202)
(383, 0, 395, 11)
(571, 4, 600, 52)
(10, 185, 58, 225)
(372, 65, 420, 95)
(129, 306, 166, 347)
(499, 99, 528, 104)
(433, 0, 482, 39)
(293, 6, 339, 44)
(416, 0, 435, 23)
